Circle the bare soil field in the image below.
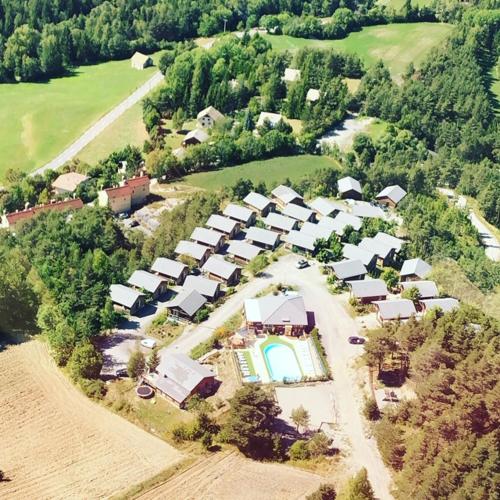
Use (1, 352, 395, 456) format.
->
(136, 451, 323, 500)
(0, 340, 183, 500)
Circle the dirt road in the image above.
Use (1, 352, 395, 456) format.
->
(0, 340, 182, 499)
(33, 71, 164, 176)
(168, 254, 394, 499)
(136, 451, 322, 500)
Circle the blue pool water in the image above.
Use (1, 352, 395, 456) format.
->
(263, 343, 302, 382)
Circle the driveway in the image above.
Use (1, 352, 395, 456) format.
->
(165, 254, 394, 499)
(33, 71, 164, 176)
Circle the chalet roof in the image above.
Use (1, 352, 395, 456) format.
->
(401, 258, 432, 279)
(359, 237, 393, 260)
(51, 172, 88, 192)
(166, 289, 207, 317)
(183, 128, 209, 144)
(256, 112, 283, 127)
(271, 185, 303, 205)
(246, 227, 280, 246)
(183, 275, 220, 298)
(197, 106, 224, 122)
(342, 243, 376, 267)
(283, 230, 317, 251)
(338, 176, 362, 195)
(243, 191, 274, 211)
(328, 259, 367, 280)
(223, 203, 254, 223)
(206, 214, 239, 234)
(201, 256, 240, 280)
(283, 68, 301, 82)
(400, 280, 439, 299)
(127, 270, 165, 293)
(348, 279, 388, 298)
(245, 294, 308, 326)
(420, 298, 459, 313)
(282, 203, 313, 222)
(308, 197, 345, 217)
(373, 299, 417, 320)
(190, 227, 225, 247)
(373, 232, 405, 253)
(125, 174, 150, 187)
(300, 221, 333, 241)
(263, 212, 297, 232)
(151, 258, 187, 280)
(175, 240, 210, 261)
(350, 201, 384, 219)
(320, 211, 362, 235)
(306, 88, 320, 102)
(110, 284, 143, 309)
(376, 185, 407, 205)
(227, 241, 262, 261)
(131, 51, 152, 65)
(4, 198, 84, 226)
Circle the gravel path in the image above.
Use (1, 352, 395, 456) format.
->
(32, 71, 164, 176)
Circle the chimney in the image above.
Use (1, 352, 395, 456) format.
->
(25, 202, 30, 210)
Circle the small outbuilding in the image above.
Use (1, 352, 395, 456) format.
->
(256, 112, 285, 128)
(338, 176, 362, 200)
(127, 270, 167, 299)
(151, 258, 188, 285)
(223, 203, 256, 227)
(376, 185, 407, 208)
(206, 214, 240, 238)
(306, 88, 320, 102)
(165, 289, 207, 322)
(246, 226, 280, 250)
(184, 275, 221, 301)
(201, 256, 241, 286)
(348, 279, 389, 304)
(197, 106, 224, 129)
(373, 299, 417, 324)
(282, 68, 301, 82)
(243, 191, 275, 216)
(131, 51, 153, 70)
(263, 212, 298, 233)
(400, 258, 432, 281)
(182, 128, 209, 147)
(226, 241, 262, 264)
(190, 227, 225, 253)
(110, 284, 145, 315)
(52, 172, 89, 194)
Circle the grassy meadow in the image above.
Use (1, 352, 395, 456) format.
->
(181, 155, 340, 191)
(0, 55, 160, 177)
(264, 22, 452, 78)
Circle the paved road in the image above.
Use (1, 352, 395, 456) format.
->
(33, 71, 164, 176)
(437, 188, 500, 262)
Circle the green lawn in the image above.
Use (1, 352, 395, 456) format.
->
(181, 155, 340, 191)
(377, 0, 435, 9)
(0, 55, 160, 177)
(264, 22, 452, 78)
(490, 58, 500, 115)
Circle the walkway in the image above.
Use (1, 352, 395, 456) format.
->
(33, 71, 164, 176)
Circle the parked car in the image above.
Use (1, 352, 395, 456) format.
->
(348, 336, 365, 345)
(115, 368, 129, 378)
(141, 338, 157, 349)
(296, 259, 309, 269)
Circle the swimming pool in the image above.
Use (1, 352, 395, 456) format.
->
(263, 342, 302, 382)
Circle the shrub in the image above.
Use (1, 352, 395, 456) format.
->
(79, 378, 107, 399)
(194, 307, 210, 323)
(307, 431, 332, 457)
(364, 398, 381, 421)
(68, 342, 103, 381)
(289, 439, 310, 460)
(127, 349, 146, 379)
(311, 329, 331, 378)
(306, 483, 336, 500)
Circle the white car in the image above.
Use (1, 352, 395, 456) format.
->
(141, 338, 157, 349)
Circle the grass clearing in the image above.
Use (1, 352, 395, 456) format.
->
(180, 154, 340, 191)
(0, 54, 160, 177)
(264, 22, 452, 78)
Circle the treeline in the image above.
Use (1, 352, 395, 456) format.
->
(0, 207, 143, 365)
(355, 8, 500, 227)
(0, 0, 370, 82)
(364, 307, 499, 499)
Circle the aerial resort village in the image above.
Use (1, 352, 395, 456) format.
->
(0, 2, 498, 499)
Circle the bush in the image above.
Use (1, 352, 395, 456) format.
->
(68, 342, 103, 381)
(80, 378, 107, 399)
(127, 349, 146, 379)
(307, 431, 332, 457)
(364, 398, 381, 421)
(194, 307, 210, 323)
(311, 329, 331, 378)
(306, 483, 336, 500)
(247, 254, 269, 276)
(289, 440, 310, 460)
